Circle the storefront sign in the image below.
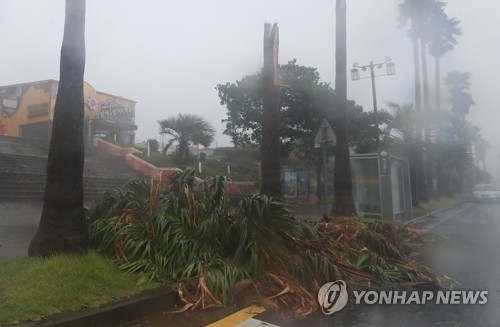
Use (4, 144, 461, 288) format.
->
(99, 102, 135, 124)
(27, 102, 49, 118)
(100, 105, 134, 116)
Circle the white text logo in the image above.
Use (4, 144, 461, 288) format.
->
(353, 290, 488, 305)
(318, 280, 349, 315)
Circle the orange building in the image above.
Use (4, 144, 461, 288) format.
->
(0, 80, 137, 145)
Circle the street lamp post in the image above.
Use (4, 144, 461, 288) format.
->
(351, 58, 395, 143)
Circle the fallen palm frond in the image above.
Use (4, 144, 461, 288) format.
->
(87, 169, 439, 315)
(174, 273, 223, 312)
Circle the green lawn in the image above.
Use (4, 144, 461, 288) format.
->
(412, 197, 460, 219)
(0, 251, 160, 325)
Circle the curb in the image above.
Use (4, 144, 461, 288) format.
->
(406, 199, 467, 225)
(12, 287, 179, 327)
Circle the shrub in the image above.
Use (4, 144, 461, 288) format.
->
(87, 169, 438, 314)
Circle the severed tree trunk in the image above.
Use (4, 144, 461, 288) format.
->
(332, 0, 356, 217)
(29, 0, 89, 257)
(260, 23, 282, 197)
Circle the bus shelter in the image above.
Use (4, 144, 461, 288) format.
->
(351, 152, 412, 221)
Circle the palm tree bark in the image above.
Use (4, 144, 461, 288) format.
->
(261, 23, 282, 197)
(29, 0, 89, 257)
(332, 0, 356, 216)
(435, 55, 441, 111)
(413, 37, 428, 204)
(420, 39, 435, 198)
(434, 55, 449, 196)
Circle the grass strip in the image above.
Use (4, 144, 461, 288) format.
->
(412, 197, 459, 219)
(0, 251, 159, 325)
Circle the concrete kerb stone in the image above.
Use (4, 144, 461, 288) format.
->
(9, 287, 179, 327)
(406, 199, 467, 226)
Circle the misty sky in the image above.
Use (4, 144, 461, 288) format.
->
(1, 0, 499, 177)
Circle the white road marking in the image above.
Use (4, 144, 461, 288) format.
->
(236, 318, 281, 327)
(427, 203, 473, 229)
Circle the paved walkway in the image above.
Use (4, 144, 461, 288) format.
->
(0, 201, 43, 261)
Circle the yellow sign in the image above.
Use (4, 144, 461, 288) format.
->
(27, 103, 49, 118)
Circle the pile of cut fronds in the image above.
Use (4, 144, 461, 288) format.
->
(316, 219, 437, 287)
(87, 169, 438, 315)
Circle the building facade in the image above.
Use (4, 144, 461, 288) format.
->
(0, 80, 137, 145)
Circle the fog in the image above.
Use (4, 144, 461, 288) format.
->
(1, 0, 499, 178)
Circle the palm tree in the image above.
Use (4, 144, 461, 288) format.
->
(427, 12, 461, 196)
(332, 0, 356, 217)
(435, 110, 478, 195)
(443, 71, 475, 121)
(29, 0, 89, 256)
(385, 103, 418, 148)
(416, 1, 450, 112)
(385, 102, 420, 204)
(386, 102, 479, 198)
(158, 113, 215, 164)
(400, 1, 459, 200)
(428, 13, 461, 111)
(261, 22, 282, 197)
(419, 1, 451, 198)
(398, 0, 438, 203)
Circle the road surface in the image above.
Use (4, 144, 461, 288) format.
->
(256, 202, 500, 326)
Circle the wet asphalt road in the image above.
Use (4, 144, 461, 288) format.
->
(258, 202, 500, 327)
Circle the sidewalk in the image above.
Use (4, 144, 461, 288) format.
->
(0, 201, 42, 261)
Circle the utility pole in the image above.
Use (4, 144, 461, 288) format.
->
(350, 58, 395, 145)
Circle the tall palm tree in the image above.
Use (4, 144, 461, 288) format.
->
(402, 1, 458, 199)
(332, 0, 356, 217)
(29, 0, 89, 256)
(427, 12, 461, 196)
(435, 110, 477, 195)
(428, 13, 461, 111)
(443, 71, 474, 121)
(398, 0, 437, 203)
(261, 22, 282, 197)
(419, 4, 438, 198)
(386, 102, 420, 204)
(417, 1, 449, 113)
(386, 102, 477, 198)
(158, 113, 215, 164)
